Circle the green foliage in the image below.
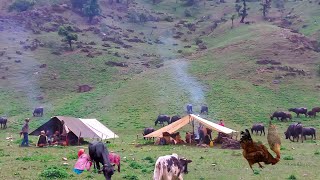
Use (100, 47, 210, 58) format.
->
(58, 26, 78, 49)
(67, 152, 78, 160)
(283, 155, 294, 160)
(82, 0, 101, 22)
(9, 0, 35, 12)
(253, 169, 260, 175)
(39, 166, 69, 179)
(288, 174, 297, 180)
(314, 150, 320, 155)
(123, 174, 139, 180)
(129, 161, 143, 169)
(14, 139, 33, 144)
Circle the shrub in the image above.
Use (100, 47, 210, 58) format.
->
(253, 169, 260, 175)
(39, 166, 69, 179)
(314, 150, 320, 155)
(288, 174, 297, 180)
(280, 146, 286, 150)
(9, 0, 35, 12)
(283, 155, 294, 160)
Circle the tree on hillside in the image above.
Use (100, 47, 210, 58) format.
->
(9, 0, 35, 12)
(58, 26, 78, 50)
(231, 14, 236, 28)
(239, 0, 249, 23)
(82, 0, 101, 23)
(260, 0, 271, 19)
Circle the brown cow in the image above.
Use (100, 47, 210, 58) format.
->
(312, 107, 320, 116)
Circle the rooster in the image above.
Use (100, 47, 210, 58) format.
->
(267, 120, 281, 159)
(240, 129, 280, 172)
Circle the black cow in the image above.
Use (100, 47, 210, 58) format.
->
(186, 104, 193, 114)
(89, 142, 114, 180)
(251, 123, 265, 136)
(155, 115, 170, 126)
(307, 111, 316, 118)
(288, 107, 307, 117)
(270, 111, 292, 121)
(170, 115, 181, 124)
(0, 117, 7, 129)
(302, 127, 316, 141)
(284, 122, 303, 142)
(143, 127, 155, 140)
(33, 107, 44, 117)
(200, 105, 208, 115)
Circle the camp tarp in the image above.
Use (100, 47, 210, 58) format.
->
(80, 118, 119, 140)
(144, 114, 238, 138)
(29, 116, 118, 140)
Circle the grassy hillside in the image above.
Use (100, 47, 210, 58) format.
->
(0, 0, 320, 179)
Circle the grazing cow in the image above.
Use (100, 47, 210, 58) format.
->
(153, 153, 192, 180)
(307, 111, 316, 118)
(186, 104, 193, 114)
(312, 107, 320, 116)
(0, 117, 7, 129)
(88, 142, 114, 180)
(251, 123, 265, 136)
(108, 152, 121, 172)
(200, 105, 208, 114)
(302, 127, 316, 141)
(155, 115, 170, 126)
(270, 111, 292, 121)
(288, 107, 308, 117)
(143, 127, 155, 140)
(33, 107, 44, 117)
(284, 122, 303, 142)
(170, 115, 181, 124)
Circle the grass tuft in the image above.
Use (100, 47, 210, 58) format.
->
(39, 166, 69, 179)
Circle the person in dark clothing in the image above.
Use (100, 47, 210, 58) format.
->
(37, 131, 48, 147)
(20, 118, 30, 147)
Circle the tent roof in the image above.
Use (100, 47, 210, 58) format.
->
(30, 116, 118, 139)
(144, 114, 238, 138)
(80, 118, 119, 140)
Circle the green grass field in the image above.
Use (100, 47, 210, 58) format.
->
(1, 0, 320, 179)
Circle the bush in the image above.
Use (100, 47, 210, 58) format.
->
(314, 150, 320, 155)
(253, 169, 260, 175)
(9, 0, 35, 12)
(39, 166, 69, 179)
(129, 161, 143, 169)
(142, 156, 154, 164)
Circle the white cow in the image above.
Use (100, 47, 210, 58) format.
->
(153, 153, 192, 180)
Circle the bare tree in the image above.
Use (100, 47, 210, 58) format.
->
(261, 0, 271, 19)
(239, 0, 249, 23)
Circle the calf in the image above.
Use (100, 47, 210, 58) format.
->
(109, 152, 120, 172)
(170, 115, 181, 124)
(33, 107, 44, 117)
(89, 142, 114, 180)
(302, 127, 316, 141)
(307, 111, 316, 118)
(251, 123, 265, 136)
(312, 107, 320, 116)
(153, 153, 192, 180)
(0, 117, 7, 129)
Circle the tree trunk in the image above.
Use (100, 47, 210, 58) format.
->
(231, 19, 234, 28)
(240, 16, 245, 23)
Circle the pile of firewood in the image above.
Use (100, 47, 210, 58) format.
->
(214, 133, 240, 149)
(221, 137, 240, 149)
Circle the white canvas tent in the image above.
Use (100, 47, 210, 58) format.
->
(80, 118, 119, 140)
(144, 114, 238, 138)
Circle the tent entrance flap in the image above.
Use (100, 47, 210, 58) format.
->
(144, 114, 238, 138)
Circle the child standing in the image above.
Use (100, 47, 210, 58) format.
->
(73, 149, 92, 175)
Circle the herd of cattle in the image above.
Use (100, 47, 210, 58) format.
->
(270, 107, 320, 121)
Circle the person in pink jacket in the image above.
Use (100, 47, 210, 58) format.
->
(73, 149, 92, 174)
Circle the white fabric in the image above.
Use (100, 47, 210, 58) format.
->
(79, 118, 119, 140)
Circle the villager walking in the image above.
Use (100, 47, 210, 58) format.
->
(20, 118, 30, 147)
